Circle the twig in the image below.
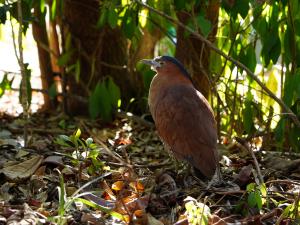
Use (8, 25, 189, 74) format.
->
(235, 137, 264, 185)
(13, 0, 29, 147)
(116, 110, 154, 128)
(80, 121, 132, 168)
(135, 0, 300, 128)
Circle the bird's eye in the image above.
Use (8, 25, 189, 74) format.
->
(159, 61, 165, 66)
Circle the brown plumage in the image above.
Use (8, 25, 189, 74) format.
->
(141, 56, 218, 178)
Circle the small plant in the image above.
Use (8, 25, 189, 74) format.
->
(235, 182, 267, 216)
(48, 170, 122, 225)
(276, 197, 300, 224)
(55, 129, 106, 174)
(246, 182, 267, 211)
(184, 196, 211, 225)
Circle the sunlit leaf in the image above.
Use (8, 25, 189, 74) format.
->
(111, 181, 124, 191)
(40, 0, 45, 13)
(139, 9, 148, 27)
(129, 181, 144, 192)
(74, 129, 81, 140)
(51, 0, 57, 20)
(254, 190, 262, 209)
(246, 183, 256, 192)
(264, 70, 278, 107)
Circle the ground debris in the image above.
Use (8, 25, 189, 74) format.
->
(0, 112, 299, 224)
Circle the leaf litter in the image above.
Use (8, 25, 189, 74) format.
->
(0, 111, 299, 224)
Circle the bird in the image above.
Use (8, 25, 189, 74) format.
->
(141, 56, 219, 179)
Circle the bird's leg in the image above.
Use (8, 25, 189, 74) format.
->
(207, 163, 223, 189)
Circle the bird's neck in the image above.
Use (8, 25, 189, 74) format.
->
(148, 72, 193, 115)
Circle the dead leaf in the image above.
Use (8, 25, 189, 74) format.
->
(147, 213, 164, 225)
(1, 155, 44, 181)
(112, 181, 125, 191)
(234, 164, 253, 187)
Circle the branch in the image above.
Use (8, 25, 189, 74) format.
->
(16, 0, 29, 146)
(135, 0, 300, 128)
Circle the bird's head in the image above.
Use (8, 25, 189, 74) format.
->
(140, 56, 191, 81)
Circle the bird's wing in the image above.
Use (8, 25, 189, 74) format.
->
(153, 85, 218, 177)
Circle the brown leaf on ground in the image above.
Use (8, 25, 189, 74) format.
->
(1, 155, 44, 181)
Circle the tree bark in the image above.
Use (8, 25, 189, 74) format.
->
(62, 0, 136, 114)
(175, 0, 220, 99)
(32, 5, 53, 109)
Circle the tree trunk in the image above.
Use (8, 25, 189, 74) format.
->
(175, 0, 220, 99)
(32, 5, 53, 110)
(62, 0, 136, 114)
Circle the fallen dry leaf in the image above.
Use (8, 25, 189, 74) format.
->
(1, 155, 44, 181)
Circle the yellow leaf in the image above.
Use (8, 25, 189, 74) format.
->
(112, 181, 124, 191)
(130, 181, 144, 192)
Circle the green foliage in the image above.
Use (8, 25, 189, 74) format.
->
(2, 0, 300, 152)
(55, 129, 105, 173)
(246, 183, 266, 210)
(48, 170, 121, 224)
(89, 77, 120, 121)
(0, 73, 13, 98)
(0, 3, 9, 24)
(184, 197, 210, 225)
(236, 183, 267, 215)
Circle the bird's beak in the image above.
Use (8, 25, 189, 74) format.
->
(140, 59, 161, 69)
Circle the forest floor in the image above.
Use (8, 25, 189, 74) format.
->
(0, 110, 300, 225)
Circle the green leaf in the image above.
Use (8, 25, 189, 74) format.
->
(10, 1, 32, 33)
(254, 190, 262, 209)
(235, 0, 249, 19)
(97, 9, 108, 28)
(294, 19, 300, 37)
(48, 83, 57, 100)
(40, 0, 45, 13)
(85, 138, 94, 146)
(290, 0, 298, 19)
(57, 51, 73, 66)
(283, 73, 295, 107)
(75, 60, 81, 83)
(247, 192, 256, 208)
(264, 70, 278, 107)
(89, 83, 102, 119)
(246, 183, 256, 192)
(107, 77, 120, 108)
(243, 93, 254, 134)
(89, 82, 112, 121)
(122, 9, 136, 38)
(0, 4, 9, 24)
(284, 27, 292, 66)
(240, 46, 257, 73)
(107, 9, 118, 29)
(174, 0, 185, 10)
(51, 0, 57, 20)
(197, 14, 211, 38)
(274, 118, 286, 142)
(74, 129, 81, 140)
(0, 74, 13, 97)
